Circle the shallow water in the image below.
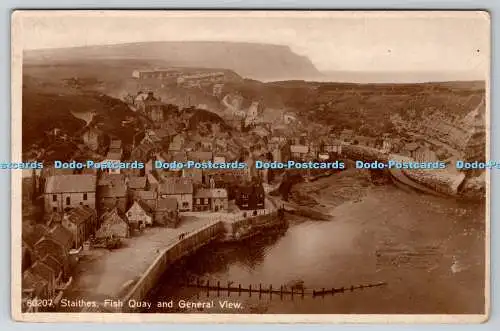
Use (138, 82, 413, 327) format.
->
(147, 185, 485, 314)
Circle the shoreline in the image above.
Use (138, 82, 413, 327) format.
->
(60, 200, 283, 312)
(59, 163, 483, 312)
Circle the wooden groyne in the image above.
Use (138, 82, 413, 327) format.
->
(118, 210, 285, 312)
(185, 279, 387, 298)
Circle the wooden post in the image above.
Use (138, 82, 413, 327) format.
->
(249, 284, 252, 297)
(217, 281, 220, 296)
(291, 287, 294, 299)
(269, 285, 272, 299)
(322, 288, 325, 297)
(238, 284, 241, 296)
(350, 285, 354, 292)
(331, 288, 334, 295)
(313, 290, 316, 297)
(301, 287, 304, 298)
(207, 280, 210, 297)
(227, 281, 230, 297)
(280, 285, 283, 299)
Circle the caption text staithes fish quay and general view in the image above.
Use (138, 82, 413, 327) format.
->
(12, 11, 489, 322)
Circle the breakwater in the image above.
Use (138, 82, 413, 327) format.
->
(118, 211, 284, 312)
(147, 183, 485, 315)
(120, 221, 223, 312)
(342, 144, 485, 199)
(221, 208, 286, 242)
(184, 279, 387, 298)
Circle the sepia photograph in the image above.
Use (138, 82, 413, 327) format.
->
(11, 10, 489, 323)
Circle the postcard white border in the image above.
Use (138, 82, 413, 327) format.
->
(10, 10, 491, 324)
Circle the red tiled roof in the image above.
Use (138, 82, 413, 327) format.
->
(43, 224, 73, 250)
(98, 174, 125, 186)
(40, 254, 62, 275)
(133, 190, 157, 201)
(45, 175, 96, 194)
(105, 151, 122, 161)
(64, 205, 95, 225)
(134, 200, 153, 214)
(100, 208, 127, 225)
(187, 151, 213, 162)
(98, 182, 127, 198)
(170, 152, 187, 163)
(159, 178, 193, 195)
(128, 176, 147, 189)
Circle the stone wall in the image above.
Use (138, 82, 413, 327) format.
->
(120, 221, 223, 312)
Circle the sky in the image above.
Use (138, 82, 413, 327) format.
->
(17, 11, 490, 77)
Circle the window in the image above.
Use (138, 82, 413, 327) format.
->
(83, 193, 87, 201)
(182, 202, 189, 208)
(196, 198, 200, 205)
(52, 195, 57, 202)
(66, 197, 70, 205)
(204, 198, 209, 204)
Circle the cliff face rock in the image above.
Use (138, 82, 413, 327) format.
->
(24, 41, 321, 81)
(459, 172, 486, 200)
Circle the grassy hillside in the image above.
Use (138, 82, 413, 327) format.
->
(223, 80, 486, 136)
(22, 77, 138, 154)
(22, 59, 486, 160)
(24, 60, 243, 101)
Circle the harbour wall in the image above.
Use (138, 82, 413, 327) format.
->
(119, 211, 283, 311)
(222, 209, 283, 242)
(342, 144, 484, 199)
(120, 220, 223, 312)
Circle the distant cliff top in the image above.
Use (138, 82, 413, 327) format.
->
(24, 41, 321, 82)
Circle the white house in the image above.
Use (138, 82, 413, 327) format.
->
(126, 200, 153, 228)
(101, 151, 122, 174)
